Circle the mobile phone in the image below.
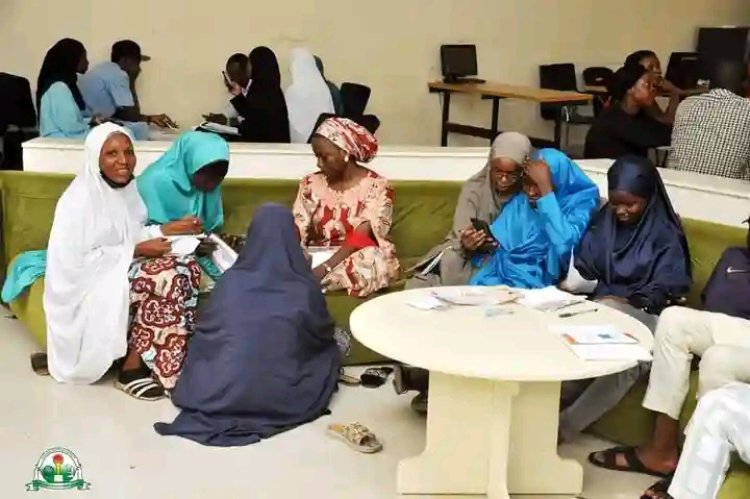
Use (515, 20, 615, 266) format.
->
(471, 218, 493, 238)
(222, 71, 232, 87)
(470, 218, 497, 252)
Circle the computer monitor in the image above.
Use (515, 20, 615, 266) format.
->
(697, 27, 750, 63)
(665, 52, 704, 89)
(440, 45, 479, 80)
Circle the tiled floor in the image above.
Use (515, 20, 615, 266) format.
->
(0, 315, 653, 499)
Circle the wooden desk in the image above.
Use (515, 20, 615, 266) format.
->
(583, 85, 708, 96)
(428, 81, 592, 148)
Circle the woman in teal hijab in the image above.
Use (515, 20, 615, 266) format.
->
(470, 148, 599, 288)
(137, 131, 230, 279)
(137, 131, 230, 231)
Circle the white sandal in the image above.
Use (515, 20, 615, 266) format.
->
(114, 377, 166, 401)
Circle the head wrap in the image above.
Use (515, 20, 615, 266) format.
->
(314, 117, 378, 163)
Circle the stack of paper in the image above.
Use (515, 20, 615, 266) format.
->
(432, 287, 520, 306)
(518, 287, 585, 311)
(552, 325, 652, 361)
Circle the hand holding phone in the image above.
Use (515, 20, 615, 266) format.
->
(222, 71, 232, 88)
(463, 218, 498, 253)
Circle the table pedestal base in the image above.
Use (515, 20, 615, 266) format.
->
(398, 372, 582, 498)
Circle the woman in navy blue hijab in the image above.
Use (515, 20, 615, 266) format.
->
(559, 155, 691, 443)
(575, 155, 691, 315)
(154, 203, 340, 446)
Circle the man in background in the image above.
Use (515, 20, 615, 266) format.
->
(668, 59, 750, 180)
(204, 53, 251, 125)
(78, 40, 175, 140)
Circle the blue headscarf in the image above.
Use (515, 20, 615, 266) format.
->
(470, 149, 599, 288)
(137, 131, 229, 232)
(154, 204, 340, 446)
(574, 155, 691, 312)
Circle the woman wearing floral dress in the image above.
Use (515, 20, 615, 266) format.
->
(293, 117, 400, 297)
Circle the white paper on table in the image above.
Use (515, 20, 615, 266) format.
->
(208, 234, 238, 272)
(308, 247, 336, 269)
(551, 325, 638, 345)
(167, 236, 202, 256)
(517, 286, 585, 310)
(566, 344, 652, 361)
(432, 287, 520, 306)
(197, 121, 240, 136)
(406, 295, 447, 311)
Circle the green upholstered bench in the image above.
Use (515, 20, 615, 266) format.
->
(1, 171, 747, 497)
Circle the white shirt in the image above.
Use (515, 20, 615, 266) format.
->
(222, 80, 252, 121)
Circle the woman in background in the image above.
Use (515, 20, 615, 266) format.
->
(624, 50, 685, 125)
(584, 64, 672, 159)
(406, 132, 529, 288)
(293, 117, 399, 297)
(227, 46, 290, 143)
(469, 148, 599, 289)
(154, 204, 340, 446)
(137, 131, 230, 279)
(314, 55, 344, 115)
(559, 155, 691, 442)
(286, 48, 335, 142)
(37, 38, 101, 138)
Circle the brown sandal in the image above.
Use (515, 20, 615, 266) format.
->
(327, 422, 382, 453)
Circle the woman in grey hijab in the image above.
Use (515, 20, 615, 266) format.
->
(406, 132, 532, 289)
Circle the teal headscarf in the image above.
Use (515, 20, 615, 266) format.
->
(137, 131, 229, 231)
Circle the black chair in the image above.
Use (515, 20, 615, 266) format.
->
(0, 73, 37, 169)
(340, 83, 380, 134)
(538, 63, 593, 151)
(582, 66, 614, 117)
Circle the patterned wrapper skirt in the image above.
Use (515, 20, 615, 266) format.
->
(127, 255, 201, 389)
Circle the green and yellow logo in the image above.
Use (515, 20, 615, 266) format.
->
(26, 447, 90, 491)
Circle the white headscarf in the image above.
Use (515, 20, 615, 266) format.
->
(285, 48, 335, 143)
(45, 123, 148, 384)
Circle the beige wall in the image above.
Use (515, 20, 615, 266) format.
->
(1, 0, 748, 146)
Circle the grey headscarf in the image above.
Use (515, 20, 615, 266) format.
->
(406, 132, 532, 287)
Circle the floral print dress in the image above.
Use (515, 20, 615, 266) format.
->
(127, 255, 201, 389)
(293, 170, 400, 297)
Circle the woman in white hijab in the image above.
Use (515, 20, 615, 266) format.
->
(285, 48, 335, 143)
(44, 123, 202, 400)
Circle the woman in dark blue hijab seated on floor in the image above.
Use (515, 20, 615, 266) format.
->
(154, 203, 341, 447)
(558, 155, 691, 443)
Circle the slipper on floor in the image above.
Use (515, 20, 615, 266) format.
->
(114, 369, 166, 401)
(338, 370, 361, 386)
(327, 422, 382, 453)
(641, 477, 673, 499)
(360, 367, 393, 388)
(588, 446, 671, 478)
(30, 352, 49, 376)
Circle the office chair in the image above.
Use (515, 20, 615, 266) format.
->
(538, 63, 592, 152)
(340, 83, 380, 133)
(0, 73, 38, 170)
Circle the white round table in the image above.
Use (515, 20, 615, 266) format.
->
(350, 286, 653, 499)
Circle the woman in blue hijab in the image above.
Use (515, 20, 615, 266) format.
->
(154, 204, 341, 446)
(574, 155, 691, 315)
(470, 148, 599, 288)
(137, 131, 230, 278)
(559, 155, 691, 443)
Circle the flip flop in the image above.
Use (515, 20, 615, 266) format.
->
(338, 369, 361, 386)
(588, 446, 671, 478)
(327, 422, 382, 453)
(641, 477, 674, 499)
(360, 367, 393, 388)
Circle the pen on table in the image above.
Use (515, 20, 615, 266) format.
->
(559, 308, 598, 319)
